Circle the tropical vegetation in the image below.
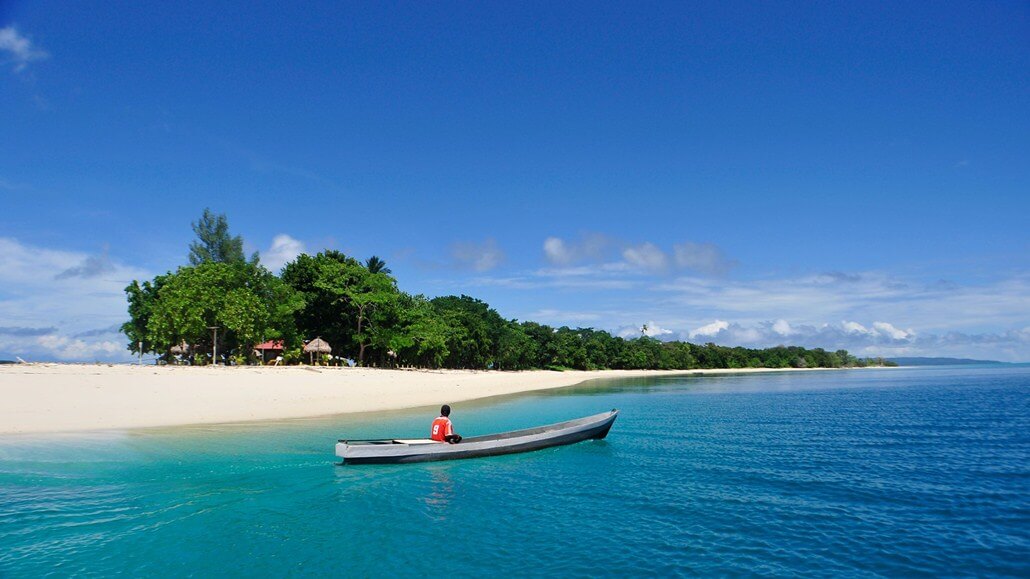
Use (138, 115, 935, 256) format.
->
(122, 210, 895, 369)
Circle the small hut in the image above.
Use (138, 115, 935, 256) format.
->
(169, 341, 190, 364)
(255, 340, 284, 365)
(303, 337, 332, 365)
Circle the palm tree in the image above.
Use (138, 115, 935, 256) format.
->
(365, 255, 391, 275)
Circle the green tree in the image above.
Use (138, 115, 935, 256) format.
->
(364, 255, 391, 275)
(281, 251, 357, 351)
(188, 208, 247, 265)
(314, 259, 400, 365)
(389, 294, 451, 368)
(141, 262, 300, 363)
(121, 273, 171, 355)
(431, 296, 507, 369)
(495, 321, 537, 370)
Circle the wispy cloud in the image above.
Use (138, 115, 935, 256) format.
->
(542, 234, 612, 266)
(653, 272, 1030, 334)
(55, 249, 115, 280)
(470, 271, 640, 291)
(0, 326, 57, 337)
(451, 238, 504, 272)
(209, 135, 336, 186)
(0, 178, 29, 190)
(528, 309, 604, 325)
(673, 242, 737, 275)
(622, 242, 669, 273)
(542, 235, 736, 276)
(0, 26, 48, 73)
(72, 324, 123, 339)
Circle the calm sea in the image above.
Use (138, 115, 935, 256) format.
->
(1, 366, 1027, 577)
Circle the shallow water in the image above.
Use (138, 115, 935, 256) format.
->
(1, 367, 1028, 576)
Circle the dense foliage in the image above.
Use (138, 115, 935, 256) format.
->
(123, 211, 894, 369)
(188, 208, 249, 266)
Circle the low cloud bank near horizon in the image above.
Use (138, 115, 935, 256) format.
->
(0, 238, 144, 362)
(470, 264, 1030, 362)
(649, 319, 1030, 363)
(602, 317, 1029, 362)
(2, 234, 1027, 364)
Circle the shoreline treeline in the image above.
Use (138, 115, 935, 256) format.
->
(122, 210, 894, 369)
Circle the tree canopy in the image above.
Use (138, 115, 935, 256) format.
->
(124, 211, 895, 369)
(188, 208, 247, 265)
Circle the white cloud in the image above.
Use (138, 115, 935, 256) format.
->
(615, 321, 673, 339)
(622, 243, 668, 272)
(872, 321, 913, 341)
(262, 234, 305, 272)
(543, 237, 573, 266)
(842, 321, 871, 334)
(772, 319, 794, 336)
(452, 238, 504, 272)
(659, 319, 1029, 362)
(36, 334, 123, 360)
(0, 237, 150, 361)
(689, 320, 730, 339)
(0, 26, 48, 73)
(642, 321, 673, 337)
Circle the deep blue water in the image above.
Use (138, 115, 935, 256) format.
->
(1, 366, 1028, 577)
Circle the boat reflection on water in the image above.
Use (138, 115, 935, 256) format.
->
(421, 467, 454, 521)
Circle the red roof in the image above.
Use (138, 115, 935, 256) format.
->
(255, 340, 284, 350)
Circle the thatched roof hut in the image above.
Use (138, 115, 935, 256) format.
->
(303, 337, 331, 365)
(169, 341, 190, 365)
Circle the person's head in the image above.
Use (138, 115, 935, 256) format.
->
(440, 404, 451, 417)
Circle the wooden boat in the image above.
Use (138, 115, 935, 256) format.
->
(336, 409, 619, 465)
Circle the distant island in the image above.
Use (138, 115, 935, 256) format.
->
(889, 357, 1010, 366)
(120, 209, 898, 372)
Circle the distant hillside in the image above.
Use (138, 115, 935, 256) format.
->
(889, 357, 1008, 366)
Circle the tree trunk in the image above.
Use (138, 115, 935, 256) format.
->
(356, 307, 366, 365)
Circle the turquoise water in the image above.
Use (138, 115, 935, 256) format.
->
(1, 367, 1028, 576)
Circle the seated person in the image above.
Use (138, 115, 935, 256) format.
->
(430, 404, 462, 443)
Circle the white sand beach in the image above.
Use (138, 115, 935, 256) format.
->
(0, 364, 827, 434)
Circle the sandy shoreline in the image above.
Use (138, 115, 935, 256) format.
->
(0, 364, 833, 435)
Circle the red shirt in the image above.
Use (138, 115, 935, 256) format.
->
(430, 416, 453, 441)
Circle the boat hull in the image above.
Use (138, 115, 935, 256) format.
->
(336, 410, 618, 465)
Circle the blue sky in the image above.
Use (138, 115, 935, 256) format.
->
(1, 1, 1028, 361)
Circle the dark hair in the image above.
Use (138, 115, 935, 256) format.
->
(441, 404, 451, 417)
